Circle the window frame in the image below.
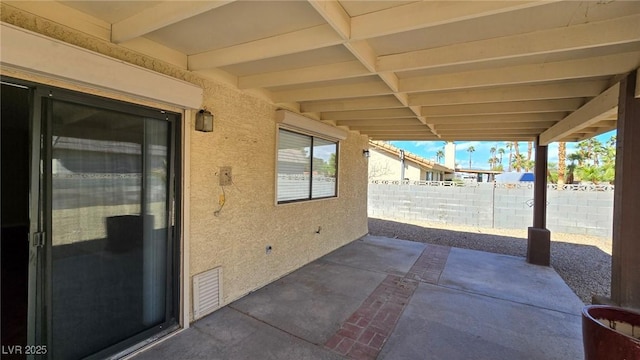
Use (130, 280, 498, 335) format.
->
(276, 127, 340, 204)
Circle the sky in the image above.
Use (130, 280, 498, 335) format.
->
(389, 129, 616, 171)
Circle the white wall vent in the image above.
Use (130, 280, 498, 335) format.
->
(193, 267, 222, 320)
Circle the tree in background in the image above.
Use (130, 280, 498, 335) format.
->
(568, 152, 584, 167)
(547, 162, 558, 183)
(436, 149, 445, 164)
(602, 136, 616, 183)
(488, 157, 496, 170)
(498, 148, 505, 167)
(489, 146, 497, 170)
(511, 153, 526, 172)
(467, 146, 475, 169)
(547, 135, 616, 184)
(506, 142, 513, 171)
(577, 165, 603, 184)
(557, 142, 566, 185)
(524, 159, 535, 172)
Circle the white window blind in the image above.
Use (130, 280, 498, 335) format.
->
(277, 129, 337, 203)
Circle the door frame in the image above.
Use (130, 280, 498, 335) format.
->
(2, 76, 189, 359)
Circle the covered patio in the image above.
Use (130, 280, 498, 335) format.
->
(130, 235, 584, 360)
(2, 1, 640, 359)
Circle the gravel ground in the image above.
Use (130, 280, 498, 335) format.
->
(368, 217, 612, 305)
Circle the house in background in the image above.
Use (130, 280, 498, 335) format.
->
(368, 141, 454, 182)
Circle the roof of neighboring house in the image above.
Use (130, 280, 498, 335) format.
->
(455, 168, 503, 175)
(369, 141, 454, 174)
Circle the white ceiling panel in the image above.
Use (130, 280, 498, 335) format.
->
(11, 0, 640, 142)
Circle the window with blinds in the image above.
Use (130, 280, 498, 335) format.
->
(277, 129, 338, 203)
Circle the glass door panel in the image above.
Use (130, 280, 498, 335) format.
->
(48, 98, 174, 359)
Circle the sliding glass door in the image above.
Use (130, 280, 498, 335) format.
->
(24, 84, 181, 359)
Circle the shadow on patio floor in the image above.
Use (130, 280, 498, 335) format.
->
(368, 217, 611, 304)
(132, 235, 585, 360)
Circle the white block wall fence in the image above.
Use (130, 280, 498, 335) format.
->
(368, 181, 614, 238)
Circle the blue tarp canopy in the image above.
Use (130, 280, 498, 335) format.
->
(495, 172, 535, 182)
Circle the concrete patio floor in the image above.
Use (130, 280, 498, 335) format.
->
(131, 235, 585, 360)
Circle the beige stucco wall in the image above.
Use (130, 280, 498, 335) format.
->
(189, 98, 369, 305)
(2, 4, 369, 317)
(368, 149, 422, 181)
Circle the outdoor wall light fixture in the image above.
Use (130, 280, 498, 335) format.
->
(363, 149, 370, 158)
(195, 109, 214, 132)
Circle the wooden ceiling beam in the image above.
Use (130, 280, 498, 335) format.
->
(188, 24, 343, 70)
(436, 129, 543, 135)
(321, 108, 415, 121)
(336, 118, 423, 126)
(539, 82, 620, 145)
(307, 0, 350, 40)
(351, 1, 555, 40)
(435, 121, 557, 131)
(408, 80, 607, 106)
(112, 1, 234, 43)
(238, 61, 369, 89)
(272, 80, 393, 102)
(439, 135, 537, 141)
(379, 14, 640, 72)
(369, 135, 441, 141)
(421, 98, 583, 117)
(399, 51, 640, 93)
(348, 125, 430, 132)
(300, 96, 403, 112)
(425, 113, 566, 125)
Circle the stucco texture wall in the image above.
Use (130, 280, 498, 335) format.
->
(368, 149, 422, 181)
(189, 92, 370, 304)
(2, 5, 369, 313)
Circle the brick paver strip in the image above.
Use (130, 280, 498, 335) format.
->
(406, 244, 451, 284)
(324, 243, 451, 359)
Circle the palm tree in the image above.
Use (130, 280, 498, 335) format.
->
(557, 142, 566, 185)
(526, 141, 533, 163)
(589, 138, 603, 166)
(436, 149, 445, 164)
(512, 153, 526, 172)
(567, 163, 577, 184)
(506, 142, 513, 172)
(498, 148, 505, 167)
(578, 165, 603, 184)
(489, 146, 498, 170)
(488, 157, 495, 170)
(602, 136, 616, 183)
(524, 160, 535, 172)
(577, 140, 594, 166)
(567, 152, 583, 184)
(467, 146, 475, 169)
(568, 152, 584, 167)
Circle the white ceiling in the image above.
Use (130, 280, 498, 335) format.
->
(10, 0, 640, 143)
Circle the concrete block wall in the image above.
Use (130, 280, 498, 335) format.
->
(368, 183, 493, 228)
(547, 190, 613, 237)
(369, 183, 613, 238)
(493, 186, 534, 229)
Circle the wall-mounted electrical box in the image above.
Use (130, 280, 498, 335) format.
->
(219, 166, 232, 186)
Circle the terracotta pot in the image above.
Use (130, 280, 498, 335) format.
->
(582, 305, 640, 360)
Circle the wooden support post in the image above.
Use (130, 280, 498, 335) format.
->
(527, 138, 550, 266)
(611, 70, 640, 310)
